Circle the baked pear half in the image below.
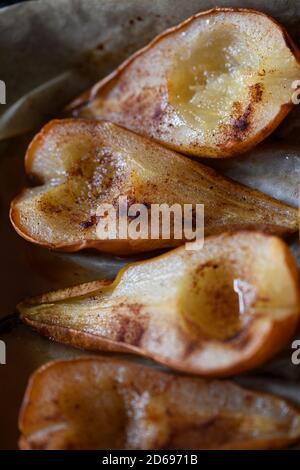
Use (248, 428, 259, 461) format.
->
(10, 119, 298, 255)
(19, 357, 300, 450)
(18, 232, 300, 377)
(69, 8, 300, 158)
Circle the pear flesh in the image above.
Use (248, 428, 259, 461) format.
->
(69, 8, 300, 158)
(19, 357, 300, 450)
(10, 120, 298, 255)
(18, 232, 300, 377)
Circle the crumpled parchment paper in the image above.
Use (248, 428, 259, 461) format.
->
(0, 0, 299, 449)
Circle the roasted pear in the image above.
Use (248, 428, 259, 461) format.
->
(19, 357, 300, 450)
(18, 232, 300, 377)
(10, 119, 298, 255)
(69, 8, 300, 158)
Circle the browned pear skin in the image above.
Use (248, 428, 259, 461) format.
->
(69, 8, 300, 158)
(10, 120, 298, 256)
(19, 357, 300, 450)
(18, 232, 300, 377)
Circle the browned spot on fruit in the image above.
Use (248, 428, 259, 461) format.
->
(231, 101, 242, 117)
(153, 104, 163, 121)
(116, 86, 165, 127)
(115, 317, 145, 346)
(79, 214, 98, 229)
(232, 107, 251, 134)
(227, 83, 264, 141)
(110, 303, 148, 346)
(38, 200, 64, 214)
(249, 83, 264, 104)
